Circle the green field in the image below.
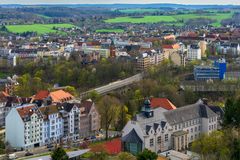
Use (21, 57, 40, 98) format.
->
(119, 8, 160, 13)
(96, 29, 124, 33)
(6, 23, 75, 34)
(105, 12, 234, 27)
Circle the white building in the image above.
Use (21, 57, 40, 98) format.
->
(122, 99, 223, 155)
(187, 44, 201, 60)
(6, 104, 43, 149)
(39, 105, 64, 144)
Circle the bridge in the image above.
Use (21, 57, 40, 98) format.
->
(80, 73, 143, 98)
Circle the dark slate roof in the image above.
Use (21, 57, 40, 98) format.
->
(122, 129, 143, 144)
(209, 106, 224, 117)
(62, 103, 74, 112)
(164, 100, 217, 125)
(146, 125, 152, 134)
(160, 121, 167, 129)
(153, 123, 159, 131)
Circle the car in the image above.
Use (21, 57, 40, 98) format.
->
(25, 152, 34, 156)
(47, 144, 54, 148)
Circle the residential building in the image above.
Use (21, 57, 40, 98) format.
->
(59, 103, 81, 141)
(122, 99, 221, 155)
(39, 105, 64, 144)
(187, 44, 201, 60)
(136, 51, 164, 71)
(79, 100, 100, 137)
(217, 42, 240, 55)
(6, 104, 43, 149)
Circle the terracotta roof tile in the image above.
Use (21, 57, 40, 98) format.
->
(49, 90, 74, 103)
(150, 98, 176, 110)
(34, 90, 49, 100)
(17, 105, 36, 119)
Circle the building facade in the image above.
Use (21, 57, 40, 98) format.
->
(122, 99, 221, 155)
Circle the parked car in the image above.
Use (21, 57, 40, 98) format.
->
(25, 152, 34, 156)
(8, 153, 17, 160)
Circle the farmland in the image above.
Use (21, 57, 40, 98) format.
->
(118, 8, 160, 13)
(105, 12, 234, 27)
(6, 23, 75, 34)
(96, 29, 124, 33)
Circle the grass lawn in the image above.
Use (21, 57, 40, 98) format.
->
(105, 16, 176, 24)
(105, 12, 234, 27)
(96, 29, 124, 33)
(6, 23, 75, 35)
(119, 8, 160, 13)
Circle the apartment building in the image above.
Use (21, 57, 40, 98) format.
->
(5, 98, 100, 149)
(6, 104, 43, 149)
(122, 99, 222, 155)
(78, 100, 100, 137)
(136, 51, 164, 71)
(39, 105, 64, 144)
(187, 44, 201, 60)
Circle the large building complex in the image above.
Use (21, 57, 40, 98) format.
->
(122, 99, 223, 155)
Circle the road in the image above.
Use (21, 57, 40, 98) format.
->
(81, 73, 143, 97)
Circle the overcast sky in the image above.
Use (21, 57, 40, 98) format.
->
(0, 0, 240, 5)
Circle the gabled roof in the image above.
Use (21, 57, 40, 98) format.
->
(150, 98, 176, 110)
(49, 90, 74, 103)
(164, 99, 217, 125)
(39, 105, 59, 118)
(79, 100, 94, 114)
(33, 90, 74, 103)
(160, 121, 167, 129)
(17, 104, 37, 119)
(122, 129, 143, 144)
(34, 90, 49, 100)
(146, 125, 152, 134)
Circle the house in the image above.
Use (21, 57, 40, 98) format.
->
(6, 104, 43, 149)
(78, 100, 100, 137)
(122, 99, 220, 155)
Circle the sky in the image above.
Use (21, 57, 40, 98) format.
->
(0, 0, 240, 5)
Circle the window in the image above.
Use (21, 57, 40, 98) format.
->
(191, 136, 193, 140)
(191, 128, 193, 133)
(150, 138, 154, 147)
(195, 127, 197, 132)
(157, 136, 161, 144)
(183, 123, 185, 128)
(175, 125, 177, 130)
(165, 134, 168, 142)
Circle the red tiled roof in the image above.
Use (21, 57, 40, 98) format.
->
(104, 138, 121, 155)
(33, 90, 74, 103)
(150, 98, 176, 110)
(17, 105, 35, 119)
(49, 90, 74, 103)
(34, 90, 49, 100)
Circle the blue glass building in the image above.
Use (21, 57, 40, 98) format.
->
(194, 58, 226, 81)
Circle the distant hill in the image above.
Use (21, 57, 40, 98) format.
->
(0, 3, 239, 9)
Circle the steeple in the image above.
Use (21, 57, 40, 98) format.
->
(141, 99, 154, 118)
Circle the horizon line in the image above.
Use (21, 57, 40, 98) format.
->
(0, 3, 238, 6)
